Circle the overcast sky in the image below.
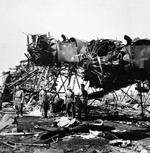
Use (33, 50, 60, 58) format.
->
(0, 0, 150, 77)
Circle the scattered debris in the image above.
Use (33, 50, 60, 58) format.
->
(0, 141, 17, 149)
(0, 114, 17, 132)
(0, 132, 40, 136)
(54, 116, 80, 127)
(109, 139, 131, 147)
(7, 141, 48, 147)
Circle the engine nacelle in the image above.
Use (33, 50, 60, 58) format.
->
(27, 34, 87, 66)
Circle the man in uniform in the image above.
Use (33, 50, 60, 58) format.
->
(47, 91, 54, 117)
(65, 86, 75, 118)
(13, 85, 24, 117)
(77, 84, 88, 120)
(0, 86, 2, 110)
(39, 86, 49, 118)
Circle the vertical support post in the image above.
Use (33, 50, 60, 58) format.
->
(44, 66, 50, 86)
(67, 69, 72, 87)
(60, 74, 66, 92)
(72, 75, 76, 91)
(138, 82, 144, 118)
(37, 67, 45, 89)
(113, 92, 118, 109)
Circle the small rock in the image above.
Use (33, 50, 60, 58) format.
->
(121, 140, 131, 147)
(133, 104, 139, 110)
(126, 122, 132, 125)
(92, 149, 101, 153)
(140, 149, 148, 153)
(136, 145, 143, 152)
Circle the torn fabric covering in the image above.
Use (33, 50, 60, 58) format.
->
(55, 116, 79, 127)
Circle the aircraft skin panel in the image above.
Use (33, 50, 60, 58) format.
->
(133, 45, 150, 69)
(57, 43, 79, 62)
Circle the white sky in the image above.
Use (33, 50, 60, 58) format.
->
(0, 0, 150, 76)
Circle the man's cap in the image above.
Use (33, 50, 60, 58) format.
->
(81, 83, 85, 86)
(16, 85, 20, 88)
(67, 85, 71, 89)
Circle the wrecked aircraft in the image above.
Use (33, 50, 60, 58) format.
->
(26, 34, 150, 98)
(2, 34, 150, 116)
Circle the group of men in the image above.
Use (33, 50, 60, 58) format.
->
(65, 84, 88, 119)
(13, 83, 88, 120)
(38, 86, 54, 118)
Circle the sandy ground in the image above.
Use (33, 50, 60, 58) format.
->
(0, 103, 150, 153)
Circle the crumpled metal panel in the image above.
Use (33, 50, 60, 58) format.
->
(133, 40, 150, 69)
(57, 42, 79, 62)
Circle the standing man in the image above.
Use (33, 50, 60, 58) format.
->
(47, 91, 54, 117)
(13, 86, 24, 117)
(0, 86, 2, 110)
(65, 86, 75, 118)
(39, 86, 49, 118)
(78, 84, 88, 120)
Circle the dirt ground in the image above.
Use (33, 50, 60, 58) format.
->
(0, 103, 150, 153)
